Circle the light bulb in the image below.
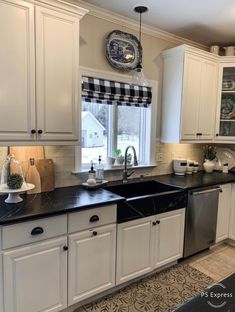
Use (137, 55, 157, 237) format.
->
(131, 63, 149, 87)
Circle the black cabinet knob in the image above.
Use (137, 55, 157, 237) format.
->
(38, 129, 43, 134)
(152, 221, 157, 226)
(92, 231, 98, 236)
(196, 133, 202, 136)
(31, 227, 44, 236)
(156, 220, 160, 224)
(31, 129, 36, 134)
(89, 215, 99, 223)
(63, 246, 68, 251)
(216, 133, 219, 137)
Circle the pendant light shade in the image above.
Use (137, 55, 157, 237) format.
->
(131, 5, 149, 87)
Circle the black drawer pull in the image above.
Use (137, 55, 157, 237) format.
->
(31, 227, 44, 236)
(90, 215, 99, 223)
(31, 129, 36, 134)
(38, 129, 43, 134)
(156, 220, 160, 224)
(152, 221, 157, 226)
(92, 231, 98, 236)
(63, 246, 68, 251)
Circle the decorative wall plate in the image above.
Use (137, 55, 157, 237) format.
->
(105, 30, 142, 71)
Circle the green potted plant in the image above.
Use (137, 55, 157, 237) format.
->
(114, 149, 124, 165)
(203, 145, 217, 173)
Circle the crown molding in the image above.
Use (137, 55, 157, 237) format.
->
(73, 0, 208, 50)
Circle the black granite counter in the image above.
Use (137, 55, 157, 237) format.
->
(0, 186, 124, 225)
(155, 171, 235, 190)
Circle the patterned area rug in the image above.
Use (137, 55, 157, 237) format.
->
(75, 264, 214, 312)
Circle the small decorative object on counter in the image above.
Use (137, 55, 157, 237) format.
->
(96, 155, 104, 183)
(193, 161, 199, 173)
(0, 154, 35, 203)
(203, 145, 217, 173)
(186, 160, 194, 175)
(7, 174, 23, 189)
(88, 161, 96, 180)
(26, 158, 41, 194)
(106, 156, 115, 167)
(222, 163, 229, 173)
(173, 159, 187, 176)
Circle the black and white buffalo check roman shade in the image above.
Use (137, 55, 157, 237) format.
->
(82, 76, 152, 107)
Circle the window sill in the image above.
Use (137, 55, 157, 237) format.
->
(71, 164, 157, 175)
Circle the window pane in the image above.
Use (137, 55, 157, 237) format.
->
(81, 101, 108, 165)
(117, 106, 141, 160)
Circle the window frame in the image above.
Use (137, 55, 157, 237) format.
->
(74, 67, 158, 172)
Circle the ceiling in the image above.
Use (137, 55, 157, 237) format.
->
(82, 0, 235, 46)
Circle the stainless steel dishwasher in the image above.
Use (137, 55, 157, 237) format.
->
(183, 186, 221, 258)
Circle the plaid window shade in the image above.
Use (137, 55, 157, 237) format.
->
(82, 76, 152, 108)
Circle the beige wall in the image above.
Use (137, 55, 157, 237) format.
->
(0, 13, 206, 187)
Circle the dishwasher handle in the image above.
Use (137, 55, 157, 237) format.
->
(191, 187, 222, 196)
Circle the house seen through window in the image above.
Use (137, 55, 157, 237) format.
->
(81, 76, 153, 168)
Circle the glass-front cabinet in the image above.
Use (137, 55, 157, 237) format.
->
(216, 65, 235, 140)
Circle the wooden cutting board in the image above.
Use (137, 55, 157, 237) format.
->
(35, 159, 55, 192)
(9, 147, 45, 178)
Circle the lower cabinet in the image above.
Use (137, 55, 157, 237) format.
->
(116, 217, 154, 285)
(229, 184, 235, 240)
(216, 184, 232, 243)
(3, 236, 67, 312)
(68, 224, 116, 305)
(116, 209, 185, 285)
(153, 209, 185, 268)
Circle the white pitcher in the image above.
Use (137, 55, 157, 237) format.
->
(224, 46, 235, 56)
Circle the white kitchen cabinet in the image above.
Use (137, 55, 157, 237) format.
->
(153, 209, 185, 268)
(216, 184, 232, 243)
(0, 0, 36, 142)
(229, 184, 235, 240)
(161, 45, 218, 143)
(68, 224, 116, 305)
(0, 0, 87, 145)
(116, 216, 154, 285)
(215, 63, 235, 141)
(3, 236, 68, 312)
(36, 6, 79, 141)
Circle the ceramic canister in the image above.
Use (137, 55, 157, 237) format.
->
(210, 45, 220, 55)
(186, 160, 194, 175)
(224, 46, 235, 56)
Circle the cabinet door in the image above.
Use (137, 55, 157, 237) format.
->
(36, 7, 79, 141)
(3, 237, 67, 312)
(116, 217, 154, 285)
(215, 64, 235, 140)
(216, 184, 231, 243)
(68, 224, 116, 305)
(181, 54, 201, 140)
(229, 184, 235, 240)
(198, 60, 218, 140)
(0, 0, 36, 141)
(153, 209, 185, 268)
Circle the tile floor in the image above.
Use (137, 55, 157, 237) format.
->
(187, 243, 235, 281)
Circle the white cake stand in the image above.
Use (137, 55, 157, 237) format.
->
(0, 183, 35, 203)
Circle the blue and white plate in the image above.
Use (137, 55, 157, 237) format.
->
(106, 30, 142, 71)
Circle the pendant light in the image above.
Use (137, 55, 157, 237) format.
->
(131, 5, 149, 87)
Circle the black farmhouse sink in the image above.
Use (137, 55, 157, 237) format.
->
(105, 180, 179, 199)
(104, 180, 187, 223)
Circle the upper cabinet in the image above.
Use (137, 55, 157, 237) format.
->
(161, 45, 218, 143)
(215, 64, 235, 141)
(0, 0, 88, 145)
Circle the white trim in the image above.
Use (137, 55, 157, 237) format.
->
(70, 0, 208, 50)
(75, 66, 158, 172)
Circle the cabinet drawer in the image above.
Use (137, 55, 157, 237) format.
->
(2, 215, 67, 249)
(68, 204, 117, 233)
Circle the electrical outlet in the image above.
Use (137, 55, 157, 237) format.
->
(156, 152, 164, 162)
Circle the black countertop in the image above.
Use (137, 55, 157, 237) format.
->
(155, 171, 235, 190)
(0, 186, 124, 225)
